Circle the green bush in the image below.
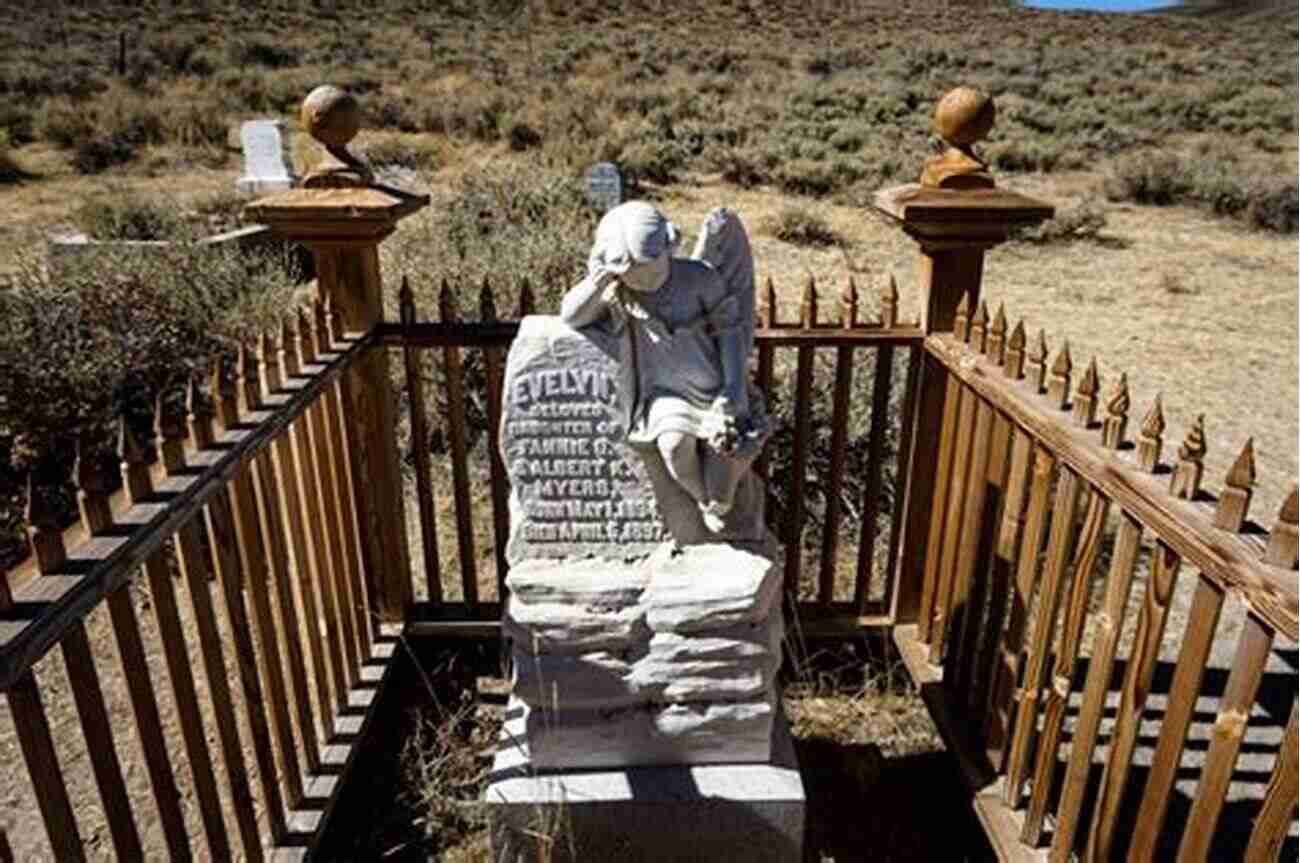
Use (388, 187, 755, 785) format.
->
(763, 206, 842, 247)
(0, 242, 299, 566)
(73, 194, 186, 241)
(1011, 200, 1107, 244)
(226, 37, 298, 69)
(72, 135, 136, 174)
(1105, 150, 1297, 233)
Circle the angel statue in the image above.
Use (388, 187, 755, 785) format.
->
(561, 201, 771, 539)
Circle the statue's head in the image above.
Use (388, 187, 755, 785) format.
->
(590, 201, 679, 294)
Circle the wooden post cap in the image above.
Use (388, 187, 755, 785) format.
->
(242, 85, 429, 237)
(923, 86, 997, 190)
(874, 86, 1052, 244)
(872, 183, 1054, 246)
(300, 84, 371, 187)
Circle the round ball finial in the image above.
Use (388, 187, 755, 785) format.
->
(932, 86, 995, 148)
(301, 84, 362, 150)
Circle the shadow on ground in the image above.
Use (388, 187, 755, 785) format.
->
(317, 635, 993, 862)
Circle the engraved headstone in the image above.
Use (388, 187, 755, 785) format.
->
(583, 162, 623, 213)
(501, 315, 666, 564)
(236, 119, 297, 196)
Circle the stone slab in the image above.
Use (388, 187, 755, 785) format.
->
(486, 711, 804, 863)
(501, 316, 667, 564)
(508, 615, 783, 711)
(642, 539, 782, 634)
(584, 161, 624, 213)
(503, 597, 648, 656)
(236, 119, 296, 196)
(505, 556, 649, 607)
(508, 694, 775, 770)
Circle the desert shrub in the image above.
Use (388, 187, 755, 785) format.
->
(0, 136, 25, 184)
(381, 160, 596, 455)
(1011, 200, 1107, 244)
(357, 134, 444, 171)
(985, 138, 1063, 173)
(383, 159, 594, 315)
(399, 692, 497, 855)
(1103, 150, 1188, 205)
(161, 93, 231, 148)
(73, 194, 186, 241)
(72, 134, 136, 174)
(773, 156, 865, 197)
(620, 138, 688, 185)
(0, 105, 34, 147)
(370, 92, 420, 132)
(37, 99, 94, 148)
(1105, 149, 1297, 232)
(0, 242, 299, 566)
(507, 121, 543, 152)
(1247, 182, 1298, 233)
(226, 36, 298, 69)
(764, 206, 842, 247)
(148, 36, 206, 76)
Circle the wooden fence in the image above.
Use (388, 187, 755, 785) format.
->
(0, 304, 397, 861)
(0, 232, 1295, 859)
(895, 294, 1299, 862)
(383, 273, 926, 636)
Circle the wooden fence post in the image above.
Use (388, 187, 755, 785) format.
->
(871, 86, 1052, 625)
(246, 86, 429, 622)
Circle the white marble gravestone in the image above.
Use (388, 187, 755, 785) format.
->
(501, 315, 667, 563)
(584, 162, 623, 213)
(236, 120, 297, 196)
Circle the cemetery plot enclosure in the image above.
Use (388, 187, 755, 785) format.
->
(0, 188, 1295, 861)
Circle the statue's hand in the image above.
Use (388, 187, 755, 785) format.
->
(710, 395, 739, 420)
(590, 264, 619, 292)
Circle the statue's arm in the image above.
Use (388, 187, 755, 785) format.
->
(560, 271, 614, 329)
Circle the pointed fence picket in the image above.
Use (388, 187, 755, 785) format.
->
(895, 289, 1298, 863)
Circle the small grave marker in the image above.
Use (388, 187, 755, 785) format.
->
(236, 120, 296, 196)
(584, 162, 623, 213)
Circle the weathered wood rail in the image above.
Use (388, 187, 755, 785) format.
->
(388, 273, 927, 635)
(1, 308, 398, 862)
(895, 294, 1298, 862)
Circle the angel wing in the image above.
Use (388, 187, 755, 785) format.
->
(690, 207, 756, 355)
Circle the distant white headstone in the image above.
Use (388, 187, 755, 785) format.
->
(236, 120, 296, 196)
(584, 162, 623, 213)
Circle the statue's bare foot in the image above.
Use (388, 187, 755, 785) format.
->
(699, 499, 730, 533)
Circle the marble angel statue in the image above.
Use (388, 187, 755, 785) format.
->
(561, 201, 770, 535)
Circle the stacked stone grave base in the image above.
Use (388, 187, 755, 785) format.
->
(486, 537, 805, 862)
(506, 538, 782, 768)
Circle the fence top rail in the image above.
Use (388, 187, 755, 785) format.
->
(375, 320, 925, 349)
(0, 331, 374, 693)
(925, 332, 1298, 639)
